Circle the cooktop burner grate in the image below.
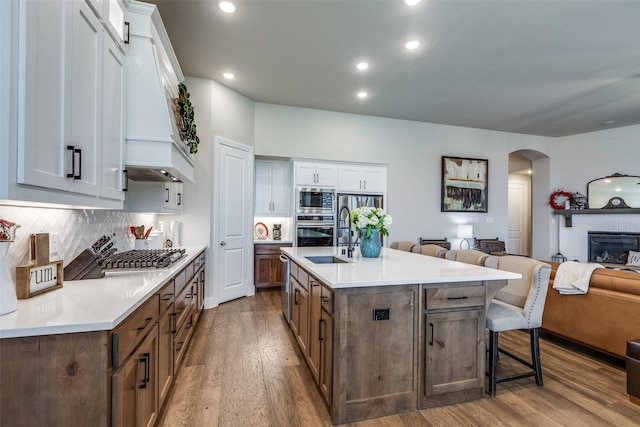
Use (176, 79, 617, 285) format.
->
(102, 249, 186, 270)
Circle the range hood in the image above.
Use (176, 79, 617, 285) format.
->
(125, 1, 195, 183)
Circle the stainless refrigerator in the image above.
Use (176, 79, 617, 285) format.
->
(336, 193, 384, 247)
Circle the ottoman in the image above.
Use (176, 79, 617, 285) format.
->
(628, 339, 640, 405)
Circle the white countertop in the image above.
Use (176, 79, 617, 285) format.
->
(281, 246, 521, 289)
(0, 246, 206, 339)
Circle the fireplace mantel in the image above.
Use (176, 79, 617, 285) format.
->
(554, 208, 640, 227)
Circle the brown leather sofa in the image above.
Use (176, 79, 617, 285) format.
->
(542, 262, 640, 359)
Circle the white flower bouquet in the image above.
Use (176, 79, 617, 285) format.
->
(350, 207, 392, 238)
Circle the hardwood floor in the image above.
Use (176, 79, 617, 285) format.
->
(158, 290, 640, 427)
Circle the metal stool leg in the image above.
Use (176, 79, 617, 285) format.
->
(488, 330, 499, 397)
(530, 328, 543, 386)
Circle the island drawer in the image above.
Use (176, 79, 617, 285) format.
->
(290, 261, 299, 278)
(112, 294, 160, 368)
(321, 286, 333, 314)
(294, 265, 309, 290)
(425, 284, 484, 310)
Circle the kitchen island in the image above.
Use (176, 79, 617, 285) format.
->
(281, 246, 520, 425)
(0, 246, 206, 427)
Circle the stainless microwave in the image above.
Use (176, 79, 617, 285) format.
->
(296, 187, 335, 214)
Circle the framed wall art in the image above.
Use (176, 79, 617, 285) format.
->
(441, 156, 488, 212)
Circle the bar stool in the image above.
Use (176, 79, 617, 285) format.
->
(486, 256, 551, 397)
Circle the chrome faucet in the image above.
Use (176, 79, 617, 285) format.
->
(339, 205, 354, 257)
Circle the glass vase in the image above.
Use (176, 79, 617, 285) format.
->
(0, 241, 18, 316)
(360, 229, 382, 258)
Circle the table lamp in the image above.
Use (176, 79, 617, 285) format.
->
(457, 224, 474, 249)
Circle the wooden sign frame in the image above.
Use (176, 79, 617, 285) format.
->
(16, 260, 64, 299)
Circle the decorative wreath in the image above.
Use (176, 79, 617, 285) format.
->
(549, 190, 573, 210)
(173, 83, 200, 154)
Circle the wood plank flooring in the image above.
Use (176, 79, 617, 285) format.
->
(158, 290, 640, 427)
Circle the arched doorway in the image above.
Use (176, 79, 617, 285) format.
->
(508, 150, 551, 260)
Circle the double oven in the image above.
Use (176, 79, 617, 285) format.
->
(295, 187, 335, 247)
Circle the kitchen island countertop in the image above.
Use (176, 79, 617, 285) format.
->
(0, 246, 206, 339)
(281, 246, 520, 289)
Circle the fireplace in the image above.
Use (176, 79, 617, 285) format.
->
(588, 232, 640, 264)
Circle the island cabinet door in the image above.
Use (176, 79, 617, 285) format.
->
(290, 275, 310, 355)
(331, 286, 420, 425)
(421, 308, 484, 408)
(307, 278, 323, 383)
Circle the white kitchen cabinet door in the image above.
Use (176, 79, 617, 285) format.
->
(361, 165, 387, 194)
(104, 0, 127, 51)
(294, 161, 337, 188)
(100, 30, 125, 200)
(16, 0, 70, 191)
(67, 0, 102, 197)
(338, 164, 387, 194)
(255, 161, 291, 215)
(128, 181, 183, 214)
(270, 163, 291, 214)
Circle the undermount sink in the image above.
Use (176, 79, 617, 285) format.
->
(305, 255, 349, 264)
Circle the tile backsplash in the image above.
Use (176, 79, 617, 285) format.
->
(558, 213, 640, 262)
(0, 205, 156, 279)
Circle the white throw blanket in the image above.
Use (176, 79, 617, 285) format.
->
(553, 261, 603, 295)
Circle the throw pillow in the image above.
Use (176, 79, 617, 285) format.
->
(627, 250, 640, 267)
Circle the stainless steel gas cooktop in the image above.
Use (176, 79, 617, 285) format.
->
(102, 249, 186, 271)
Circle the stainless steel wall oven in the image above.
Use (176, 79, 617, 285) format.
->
(295, 215, 335, 247)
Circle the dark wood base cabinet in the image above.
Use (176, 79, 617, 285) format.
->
(254, 243, 292, 289)
(0, 250, 206, 427)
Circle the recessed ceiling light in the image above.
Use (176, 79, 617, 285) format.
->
(356, 62, 369, 71)
(223, 72, 235, 80)
(218, 0, 237, 13)
(357, 91, 368, 99)
(405, 40, 420, 50)
(602, 120, 616, 125)
(404, 0, 422, 5)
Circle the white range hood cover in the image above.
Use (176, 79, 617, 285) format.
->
(125, 1, 195, 183)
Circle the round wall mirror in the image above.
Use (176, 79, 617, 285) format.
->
(587, 173, 640, 209)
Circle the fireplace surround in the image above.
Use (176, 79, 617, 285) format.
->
(588, 232, 640, 264)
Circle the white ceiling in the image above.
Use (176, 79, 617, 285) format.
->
(143, 0, 640, 137)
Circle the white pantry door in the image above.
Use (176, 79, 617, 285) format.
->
(216, 137, 253, 304)
(508, 178, 530, 256)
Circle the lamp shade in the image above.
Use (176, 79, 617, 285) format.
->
(457, 224, 474, 239)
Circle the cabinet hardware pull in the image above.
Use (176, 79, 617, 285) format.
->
(165, 187, 170, 203)
(359, 180, 362, 189)
(319, 318, 324, 341)
(74, 148, 81, 179)
(320, 296, 330, 303)
(429, 322, 434, 346)
(177, 192, 182, 206)
(66, 146, 75, 178)
(363, 180, 366, 190)
(122, 169, 128, 191)
(176, 341, 184, 352)
(446, 296, 469, 300)
(124, 22, 130, 44)
(171, 312, 177, 333)
(139, 353, 149, 389)
(136, 317, 153, 331)
(294, 288, 299, 305)
(163, 294, 173, 301)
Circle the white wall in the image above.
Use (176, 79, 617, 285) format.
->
(254, 103, 551, 249)
(175, 77, 254, 308)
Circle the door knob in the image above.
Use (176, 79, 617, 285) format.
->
(220, 241, 227, 246)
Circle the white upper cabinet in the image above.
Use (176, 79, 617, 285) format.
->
(338, 164, 387, 194)
(294, 161, 338, 188)
(255, 161, 291, 216)
(8, 0, 126, 208)
(128, 181, 183, 214)
(100, 30, 126, 200)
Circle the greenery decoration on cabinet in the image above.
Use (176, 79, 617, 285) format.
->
(173, 83, 199, 154)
